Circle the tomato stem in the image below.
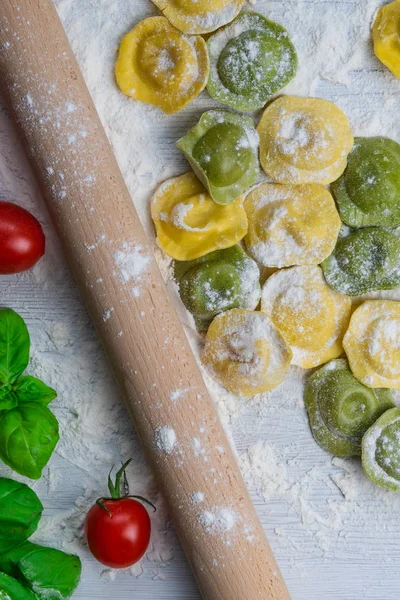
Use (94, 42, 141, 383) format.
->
(108, 459, 133, 498)
(96, 499, 112, 517)
(126, 496, 156, 512)
(96, 459, 157, 515)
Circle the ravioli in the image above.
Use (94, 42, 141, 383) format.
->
(343, 300, 400, 390)
(151, 0, 244, 34)
(322, 227, 400, 296)
(202, 309, 292, 396)
(305, 359, 394, 457)
(151, 172, 248, 260)
(257, 96, 354, 185)
(207, 12, 298, 111)
(245, 183, 341, 268)
(331, 137, 400, 228)
(115, 17, 209, 114)
(363, 408, 400, 493)
(177, 110, 260, 205)
(174, 246, 261, 332)
(261, 266, 352, 368)
(372, 0, 400, 78)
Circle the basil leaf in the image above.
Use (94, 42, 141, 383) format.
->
(0, 542, 82, 600)
(0, 309, 30, 385)
(0, 385, 18, 412)
(0, 572, 36, 599)
(0, 478, 43, 558)
(13, 376, 57, 406)
(0, 403, 60, 480)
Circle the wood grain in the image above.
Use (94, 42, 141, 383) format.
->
(0, 1, 290, 598)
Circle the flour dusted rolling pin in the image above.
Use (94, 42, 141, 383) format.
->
(0, 2, 290, 598)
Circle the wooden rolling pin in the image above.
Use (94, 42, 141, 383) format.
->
(0, 2, 290, 599)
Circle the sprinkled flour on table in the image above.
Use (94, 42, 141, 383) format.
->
(1, 0, 400, 598)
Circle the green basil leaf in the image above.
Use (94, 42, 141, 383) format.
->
(13, 376, 57, 406)
(0, 542, 30, 580)
(0, 309, 30, 385)
(0, 385, 18, 412)
(0, 542, 81, 600)
(0, 404, 60, 480)
(0, 478, 43, 558)
(0, 572, 36, 599)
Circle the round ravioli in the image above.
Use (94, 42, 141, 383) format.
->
(257, 96, 354, 185)
(322, 227, 400, 296)
(177, 110, 260, 206)
(331, 137, 400, 228)
(115, 17, 209, 114)
(372, 0, 400, 79)
(363, 407, 400, 493)
(207, 12, 298, 112)
(343, 300, 400, 390)
(151, 172, 248, 261)
(244, 183, 341, 268)
(261, 266, 352, 368)
(305, 359, 394, 457)
(174, 246, 261, 332)
(151, 0, 244, 34)
(202, 309, 292, 397)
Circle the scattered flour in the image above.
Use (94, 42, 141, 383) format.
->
(154, 427, 177, 454)
(191, 492, 205, 505)
(198, 507, 238, 534)
(114, 242, 150, 298)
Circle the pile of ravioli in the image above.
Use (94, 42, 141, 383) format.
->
(115, 2, 400, 493)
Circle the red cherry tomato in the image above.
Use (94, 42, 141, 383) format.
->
(85, 498, 151, 569)
(84, 460, 154, 569)
(0, 201, 45, 274)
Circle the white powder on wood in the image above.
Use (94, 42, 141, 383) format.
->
(154, 426, 177, 454)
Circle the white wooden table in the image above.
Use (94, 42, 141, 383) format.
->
(1, 1, 400, 599)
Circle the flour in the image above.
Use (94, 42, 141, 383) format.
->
(191, 492, 205, 505)
(114, 242, 150, 298)
(169, 202, 209, 232)
(198, 507, 238, 534)
(154, 427, 177, 454)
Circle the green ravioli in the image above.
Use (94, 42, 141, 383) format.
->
(363, 408, 400, 493)
(305, 359, 394, 456)
(322, 227, 400, 295)
(174, 246, 261, 332)
(207, 12, 298, 112)
(177, 109, 260, 205)
(332, 137, 400, 228)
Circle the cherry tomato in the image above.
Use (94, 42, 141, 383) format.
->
(85, 498, 151, 569)
(0, 201, 45, 274)
(84, 460, 154, 569)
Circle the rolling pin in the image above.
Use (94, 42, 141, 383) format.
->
(0, 2, 291, 599)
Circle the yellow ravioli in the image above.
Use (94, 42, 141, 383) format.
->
(151, 0, 245, 34)
(257, 96, 354, 184)
(261, 266, 352, 368)
(244, 183, 341, 268)
(343, 300, 400, 389)
(202, 309, 292, 397)
(373, 0, 400, 78)
(115, 17, 209, 114)
(151, 172, 248, 260)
